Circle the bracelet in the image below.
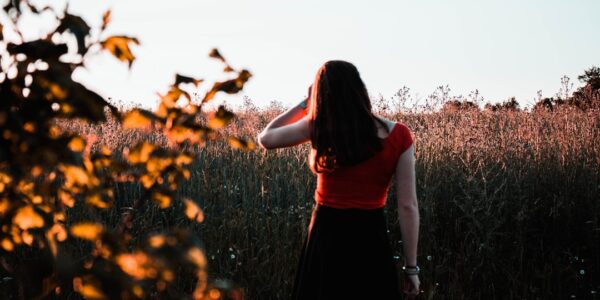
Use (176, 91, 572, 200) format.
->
(402, 265, 420, 275)
(299, 100, 307, 109)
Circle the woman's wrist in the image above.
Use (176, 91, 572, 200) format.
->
(402, 265, 420, 275)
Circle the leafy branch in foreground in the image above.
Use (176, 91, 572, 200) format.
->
(0, 1, 252, 299)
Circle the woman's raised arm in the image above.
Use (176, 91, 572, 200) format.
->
(257, 101, 311, 150)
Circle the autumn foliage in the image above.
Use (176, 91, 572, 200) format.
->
(0, 2, 252, 299)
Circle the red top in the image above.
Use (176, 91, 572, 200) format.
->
(315, 122, 414, 209)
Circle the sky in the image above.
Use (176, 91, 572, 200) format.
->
(10, 0, 600, 109)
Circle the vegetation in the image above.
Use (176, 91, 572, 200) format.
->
(49, 95, 599, 299)
(0, 2, 252, 299)
(1, 1, 598, 300)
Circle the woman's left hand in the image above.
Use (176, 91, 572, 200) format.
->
(402, 273, 420, 299)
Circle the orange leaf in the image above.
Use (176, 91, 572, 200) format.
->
(68, 136, 86, 152)
(22, 231, 34, 245)
(208, 48, 226, 63)
(140, 174, 155, 189)
(159, 86, 190, 108)
(153, 192, 172, 209)
(123, 109, 153, 129)
(148, 234, 166, 248)
(187, 247, 207, 268)
(146, 157, 172, 173)
(201, 88, 218, 104)
(208, 105, 234, 129)
(101, 10, 111, 30)
(86, 193, 110, 209)
(127, 143, 155, 164)
(167, 125, 199, 144)
(0, 198, 10, 215)
(183, 198, 204, 223)
(13, 206, 44, 230)
(115, 252, 150, 279)
(23, 122, 36, 133)
(70, 223, 104, 241)
(50, 223, 68, 242)
(0, 172, 12, 193)
(228, 137, 255, 151)
(58, 190, 75, 208)
(201, 70, 252, 103)
(223, 65, 235, 72)
(100, 36, 140, 67)
(73, 277, 105, 299)
(175, 74, 203, 87)
(1, 238, 13, 251)
(60, 165, 90, 188)
(175, 154, 193, 166)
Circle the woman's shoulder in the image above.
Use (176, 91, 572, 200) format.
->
(374, 116, 413, 151)
(374, 116, 397, 132)
(392, 122, 413, 153)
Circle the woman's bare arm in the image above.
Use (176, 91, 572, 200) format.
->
(395, 146, 419, 267)
(257, 102, 311, 149)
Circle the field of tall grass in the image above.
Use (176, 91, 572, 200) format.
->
(64, 105, 599, 299)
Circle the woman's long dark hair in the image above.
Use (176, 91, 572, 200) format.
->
(309, 60, 387, 173)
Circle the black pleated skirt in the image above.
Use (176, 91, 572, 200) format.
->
(292, 204, 402, 300)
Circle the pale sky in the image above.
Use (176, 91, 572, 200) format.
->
(11, 0, 600, 109)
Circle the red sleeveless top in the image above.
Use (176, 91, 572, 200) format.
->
(314, 122, 414, 209)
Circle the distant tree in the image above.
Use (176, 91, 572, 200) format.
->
(577, 66, 600, 90)
(532, 97, 556, 112)
(571, 86, 600, 111)
(533, 67, 600, 112)
(571, 66, 600, 110)
(485, 97, 520, 112)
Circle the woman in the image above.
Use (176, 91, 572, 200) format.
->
(258, 61, 420, 299)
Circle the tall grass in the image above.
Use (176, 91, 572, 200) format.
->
(64, 107, 599, 299)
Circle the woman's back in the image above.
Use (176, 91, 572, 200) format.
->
(258, 60, 420, 299)
(316, 121, 414, 209)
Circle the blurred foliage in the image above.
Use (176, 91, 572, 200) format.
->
(532, 69, 600, 112)
(0, 1, 253, 299)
